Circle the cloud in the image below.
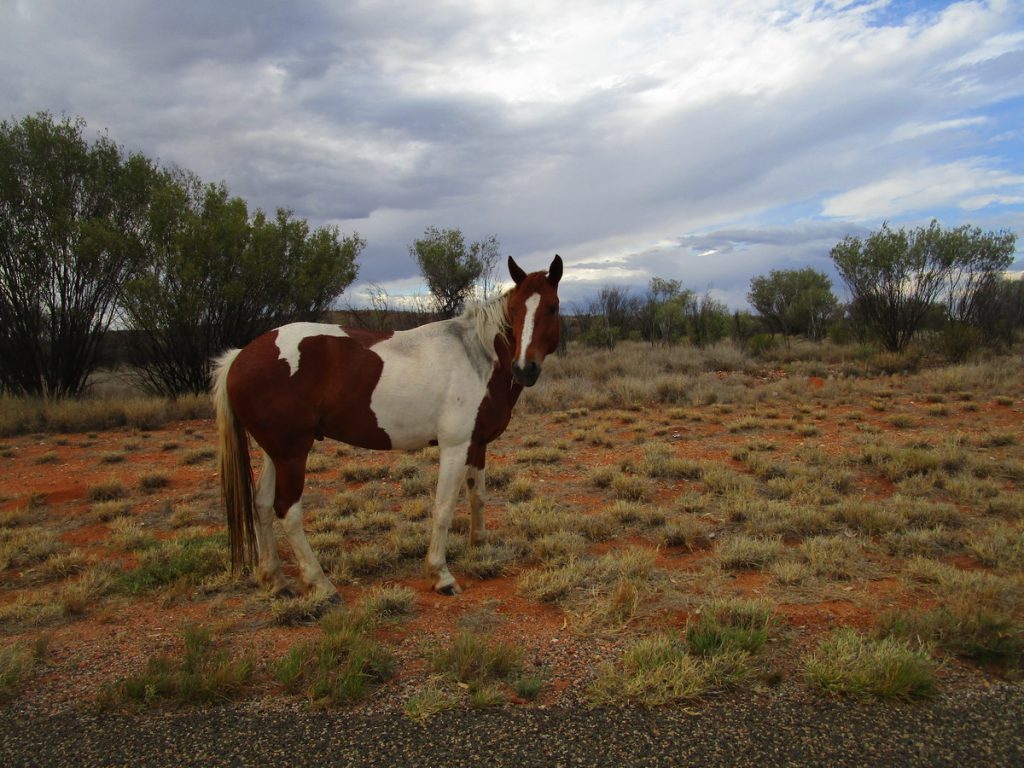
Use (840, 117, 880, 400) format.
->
(822, 160, 1024, 219)
(1, 0, 1022, 308)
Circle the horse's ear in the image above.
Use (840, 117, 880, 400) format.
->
(547, 254, 563, 287)
(508, 255, 527, 286)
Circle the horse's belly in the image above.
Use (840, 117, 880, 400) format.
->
(366, 390, 440, 449)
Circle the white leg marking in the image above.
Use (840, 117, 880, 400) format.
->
(282, 500, 337, 599)
(426, 443, 470, 593)
(274, 322, 348, 376)
(466, 465, 486, 546)
(518, 293, 541, 368)
(253, 455, 290, 594)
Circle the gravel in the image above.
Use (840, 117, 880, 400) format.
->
(3, 682, 1022, 767)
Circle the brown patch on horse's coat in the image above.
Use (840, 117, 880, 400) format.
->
(468, 333, 524, 469)
(227, 326, 396, 516)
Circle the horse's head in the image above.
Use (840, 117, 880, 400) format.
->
(507, 254, 562, 387)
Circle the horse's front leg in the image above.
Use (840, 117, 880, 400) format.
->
(466, 463, 486, 546)
(426, 442, 469, 595)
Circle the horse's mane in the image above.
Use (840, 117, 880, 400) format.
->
(461, 291, 511, 362)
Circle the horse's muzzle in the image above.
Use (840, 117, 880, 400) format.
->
(512, 361, 541, 387)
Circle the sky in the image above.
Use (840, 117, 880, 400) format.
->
(2, 0, 1023, 310)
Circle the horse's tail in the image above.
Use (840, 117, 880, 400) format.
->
(212, 349, 257, 572)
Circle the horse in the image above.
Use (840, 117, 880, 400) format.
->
(211, 254, 563, 599)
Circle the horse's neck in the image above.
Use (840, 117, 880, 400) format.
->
(493, 327, 517, 375)
(489, 329, 524, 405)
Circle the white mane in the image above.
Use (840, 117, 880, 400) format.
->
(461, 292, 511, 361)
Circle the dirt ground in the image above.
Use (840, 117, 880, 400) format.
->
(1, 361, 1022, 715)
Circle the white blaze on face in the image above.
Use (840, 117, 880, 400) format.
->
(518, 293, 541, 369)
(274, 322, 348, 376)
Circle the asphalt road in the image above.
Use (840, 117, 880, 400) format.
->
(3, 683, 1023, 767)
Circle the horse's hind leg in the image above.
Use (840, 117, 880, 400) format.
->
(276, 455, 339, 601)
(466, 464, 486, 546)
(253, 452, 294, 597)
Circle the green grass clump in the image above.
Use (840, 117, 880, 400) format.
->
(687, 599, 773, 656)
(103, 625, 252, 708)
(457, 542, 522, 579)
(518, 548, 660, 629)
(657, 516, 711, 550)
(274, 606, 396, 704)
(635, 445, 705, 480)
(404, 679, 460, 720)
(117, 535, 227, 594)
(138, 472, 171, 492)
(87, 480, 128, 502)
(586, 623, 759, 707)
(529, 531, 587, 564)
(803, 629, 935, 700)
(339, 462, 391, 482)
(505, 477, 535, 502)
(504, 499, 573, 540)
(270, 593, 343, 627)
(430, 631, 523, 687)
(107, 518, 157, 551)
(967, 524, 1024, 572)
(798, 535, 869, 581)
(515, 447, 562, 465)
(181, 448, 215, 466)
(0, 639, 45, 702)
(0, 525, 63, 570)
(715, 535, 783, 571)
(878, 598, 1023, 668)
(610, 473, 652, 502)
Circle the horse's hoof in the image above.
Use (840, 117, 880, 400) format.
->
(274, 586, 297, 599)
(325, 592, 343, 605)
(436, 583, 462, 596)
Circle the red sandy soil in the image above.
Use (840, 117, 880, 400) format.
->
(1, 372, 1021, 714)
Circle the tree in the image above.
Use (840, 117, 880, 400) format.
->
(831, 221, 1016, 352)
(937, 225, 1016, 326)
(583, 285, 641, 348)
(973, 276, 1024, 346)
(686, 291, 729, 348)
(747, 267, 837, 342)
(473, 234, 503, 302)
(410, 227, 500, 317)
(121, 168, 363, 396)
(0, 113, 155, 396)
(642, 277, 692, 345)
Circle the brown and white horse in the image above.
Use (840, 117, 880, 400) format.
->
(212, 255, 562, 598)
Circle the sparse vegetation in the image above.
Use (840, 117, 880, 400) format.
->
(101, 625, 253, 708)
(803, 629, 936, 699)
(0, 336, 1022, 714)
